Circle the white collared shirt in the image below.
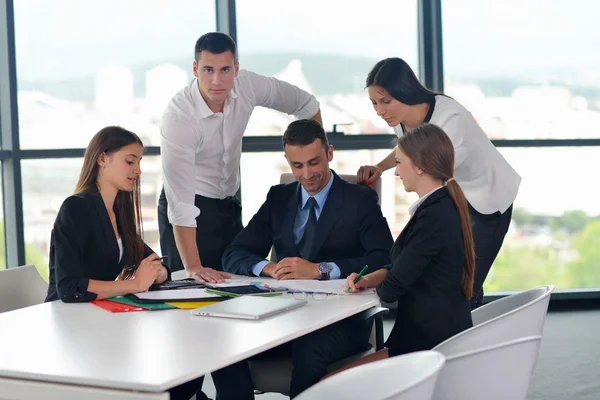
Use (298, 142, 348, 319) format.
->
(160, 69, 320, 227)
(395, 95, 521, 215)
(408, 186, 444, 215)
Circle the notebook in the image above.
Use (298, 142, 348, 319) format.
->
(190, 295, 307, 320)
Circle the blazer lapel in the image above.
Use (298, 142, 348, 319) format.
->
(90, 192, 120, 267)
(308, 173, 343, 260)
(391, 187, 449, 256)
(281, 184, 301, 256)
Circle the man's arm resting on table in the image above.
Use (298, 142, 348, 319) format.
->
(173, 225, 230, 282)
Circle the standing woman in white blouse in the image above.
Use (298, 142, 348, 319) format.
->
(357, 57, 521, 309)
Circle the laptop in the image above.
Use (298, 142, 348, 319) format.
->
(190, 295, 307, 320)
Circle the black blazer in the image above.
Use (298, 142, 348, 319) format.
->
(45, 191, 163, 303)
(378, 187, 473, 356)
(222, 171, 393, 278)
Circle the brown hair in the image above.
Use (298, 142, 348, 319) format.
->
(75, 126, 144, 272)
(397, 123, 475, 299)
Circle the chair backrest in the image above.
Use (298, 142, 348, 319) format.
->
(0, 265, 48, 313)
(279, 173, 382, 205)
(471, 285, 553, 326)
(433, 285, 553, 356)
(295, 351, 445, 400)
(432, 336, 542, 400)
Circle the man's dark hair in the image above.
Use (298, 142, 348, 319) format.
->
(194, 32, 237, 62)
(282, 119, 329, 151)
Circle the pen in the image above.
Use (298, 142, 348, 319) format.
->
(353, 265, 369, 284)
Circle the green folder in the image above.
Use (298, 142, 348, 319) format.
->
(108, 296, 177, 310)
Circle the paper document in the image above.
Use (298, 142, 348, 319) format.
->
(269, 279, 375, 295)
(133, 289, 219, 301)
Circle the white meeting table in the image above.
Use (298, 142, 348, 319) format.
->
(0, 285, 379, 399)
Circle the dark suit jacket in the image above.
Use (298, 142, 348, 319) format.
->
(45, 190, 164, 303)
(378, 187, 473, 356)
(222, 171, 393, 278)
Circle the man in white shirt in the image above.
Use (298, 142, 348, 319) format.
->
(158, 32, 322, 287)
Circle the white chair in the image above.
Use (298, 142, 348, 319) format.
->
(295, 350, 445, 400)
(433, 285, 553, 356)
(472, 285, 554, 326)
(433, 336, 542, 400)
(0, 264, 48, 313)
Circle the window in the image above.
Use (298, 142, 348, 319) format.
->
(0, 170, 5, 269)
(443, 0, 600, 293)
(485, 147, 600, 292)
(22, 156, 164, 278)
(236, 0, 418, 135)
(442, 0, 600, 140)
(14, 0, 216, 149)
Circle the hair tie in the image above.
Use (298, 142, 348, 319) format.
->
(447, 177, 455, 183)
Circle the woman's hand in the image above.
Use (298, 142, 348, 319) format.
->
(133, 253, 164, 292)
(345, 273, 368, 293)
(357, 165, 383, 185)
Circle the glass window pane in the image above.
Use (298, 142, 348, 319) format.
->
(443, 0, 600, 140)
(485, 147, 600, 292)
(0, 168, 4, 270)
(23, 156, 164, 278)
(237, 0, 418, 135)
(14, 1, 216, 149)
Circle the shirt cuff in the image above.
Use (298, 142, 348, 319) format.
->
(252, 260, 270, 277)
(329, 262, 341, 280)
(295, 96, 320, 120)
(167, 202, 200, 228)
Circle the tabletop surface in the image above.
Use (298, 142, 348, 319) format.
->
(0, 288, 378, 392)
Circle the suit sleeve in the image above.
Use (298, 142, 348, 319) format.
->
(332, 189, 393, 278)
(142, 243, 171, 281)
(376, 213, 444, 303)
(222, 187, 275, 275)
(53, 197, 97, 303)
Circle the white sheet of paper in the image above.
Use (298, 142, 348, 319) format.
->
(134, 289, 218, 301)
(269, 279, 376, 295)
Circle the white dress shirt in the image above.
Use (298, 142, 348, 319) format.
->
(160, 69, 320, 227)
(395, 95, 521, 215)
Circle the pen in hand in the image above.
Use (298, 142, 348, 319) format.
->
(347, 265, 369, 291)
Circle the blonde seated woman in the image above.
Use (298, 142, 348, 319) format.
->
(326, 123, 475, 378)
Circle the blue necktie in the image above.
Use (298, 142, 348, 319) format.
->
(298, 197, 317, 260)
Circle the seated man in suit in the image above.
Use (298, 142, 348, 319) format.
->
(222, 119, 394, 397)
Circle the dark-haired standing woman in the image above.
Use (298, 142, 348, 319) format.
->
(45, 126, 252, 400)
(357, 57, 521, 309)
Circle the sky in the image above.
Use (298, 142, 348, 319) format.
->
(12, 0, 600, 85)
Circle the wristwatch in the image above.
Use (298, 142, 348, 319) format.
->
(318, 262, 333, 280)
